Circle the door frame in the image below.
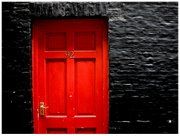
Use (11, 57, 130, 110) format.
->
(32, 19, 109, 133)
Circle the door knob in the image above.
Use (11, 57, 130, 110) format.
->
(39, 102, 48, 116)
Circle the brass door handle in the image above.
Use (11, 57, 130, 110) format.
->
(39, 102, 48, 116)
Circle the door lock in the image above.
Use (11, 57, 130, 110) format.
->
(39, 102, 48, 117)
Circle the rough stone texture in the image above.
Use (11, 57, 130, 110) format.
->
(107, 2, 178, 133)
(2, 2, 32, 133)
(2, 2, 178, 134)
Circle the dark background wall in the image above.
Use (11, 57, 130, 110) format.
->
(2, 2, 178, 134)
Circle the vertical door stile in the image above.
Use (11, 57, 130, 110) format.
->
(102, 22, 109, 133)
(32, 21, 39, 133)
(38, 26, 46, 133)
(66, 30, 75, 133)
(96, 27, 103, 133)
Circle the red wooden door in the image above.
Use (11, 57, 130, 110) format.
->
(32, 19, 108, 134)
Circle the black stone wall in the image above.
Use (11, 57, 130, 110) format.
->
(2, 2, 32, 133)
(2, 2, 178, 134)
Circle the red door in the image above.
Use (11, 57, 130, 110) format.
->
(32, 19, 108, 134)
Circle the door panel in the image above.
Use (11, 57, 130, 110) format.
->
(46, 32, 66, 51)
(32, 19, 108, 134)
(75, 59, 95, 115)
(75, 32, 95, 50)
(46, 59, 67, 115)
(47, 128, 67, 134)
(75, 128, 96, 134)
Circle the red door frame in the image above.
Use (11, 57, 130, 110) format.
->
(32, 19, 109, 133)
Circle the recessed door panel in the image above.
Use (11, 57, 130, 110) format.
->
(76, 128, 96, 134)
(75, 32, 95, 50)
(46, 59, 67, 115)
(47, 128, 67, 134)
(75, 59, 95, 115)
(46, 32, 66, 51)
